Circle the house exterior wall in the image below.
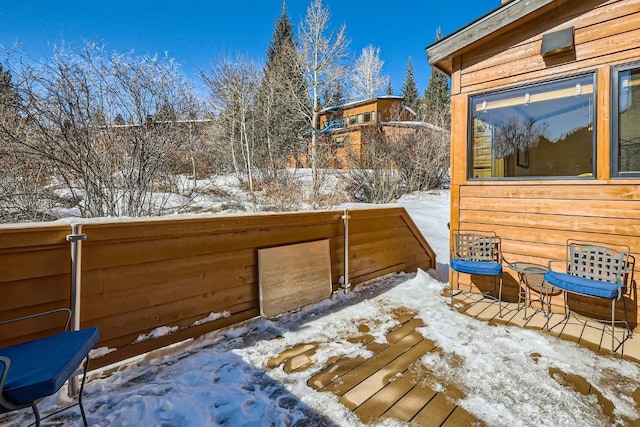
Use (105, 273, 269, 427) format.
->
(447, 0, 640, 323)
(315, 97, 408, 169)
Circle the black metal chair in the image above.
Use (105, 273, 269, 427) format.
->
(449, 230, 504, 316)
(0, 308, 99, 426)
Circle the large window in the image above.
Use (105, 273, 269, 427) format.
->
(469, 74, 596, 179)
(612, 62, 640, 177)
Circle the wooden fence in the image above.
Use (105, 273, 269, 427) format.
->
(0, 207, 435, 369)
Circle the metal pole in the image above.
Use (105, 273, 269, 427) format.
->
(342, 208, 351, 294)
(66, 224, 87, 396)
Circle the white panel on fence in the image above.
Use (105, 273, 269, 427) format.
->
(258, 239, 333, 318)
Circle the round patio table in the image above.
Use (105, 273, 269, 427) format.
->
(508, 262, 554, 327)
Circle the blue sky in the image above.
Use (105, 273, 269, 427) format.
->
(0, 0, 499, 94)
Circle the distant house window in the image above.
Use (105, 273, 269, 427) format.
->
(468, 73, 596, 179)
(348, 116, 356, 125)
(357, 114, 364, 123)
(612, 61, 640, 177)
(324, 118, 344, 129)
(334, 136, 348, 147)
(364, 112, 372, 122)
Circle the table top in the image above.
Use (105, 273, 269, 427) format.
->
(508, 262, 548, 275)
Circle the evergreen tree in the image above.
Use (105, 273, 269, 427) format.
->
(402, 58, 420, 112)
(114, 113, 125, 125)
(322, 79, 346, 107)
(0, 63, 17, 112)
(423, 29, 450, 124)
(255, 2, 308, 172)
(386, 80, 393, 96)
(156, 97, 178, 121)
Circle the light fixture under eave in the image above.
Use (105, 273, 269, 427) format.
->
(540, 27, 575, 58)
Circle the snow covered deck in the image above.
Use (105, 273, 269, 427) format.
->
(264, 281, 640, 426)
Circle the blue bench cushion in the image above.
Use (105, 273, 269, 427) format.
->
(544, 271, 620, 299)
(451, 259, 502, 276)
(0, 327, 99, 409)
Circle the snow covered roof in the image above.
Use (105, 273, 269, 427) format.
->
(382, 120, 447, 133)
(319, 96, 404, 114)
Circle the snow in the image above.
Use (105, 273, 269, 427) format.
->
(2, 189, 640, 427)
(133, 326, 180, 344)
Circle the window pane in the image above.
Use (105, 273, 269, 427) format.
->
(617, 68, 640, 174)
(470, 74, 595, 179)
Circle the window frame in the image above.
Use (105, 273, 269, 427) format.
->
(611, 60, 640, 178)
(467, 71, 598, 181)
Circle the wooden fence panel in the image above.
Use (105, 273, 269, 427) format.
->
(0, 207, 435, 369)
(0, 225, 72, 347)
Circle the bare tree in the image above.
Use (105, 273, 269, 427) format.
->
(0, 43, 201, 218)
(0, 62, 58, 222)
(298, 0, 349, 208)
(345, 120, 450, 203)
(350, 45, 389, 101)
(388, 125, 450, 192)
(201, 57, 260, 204)
(344, 127, 403, 203)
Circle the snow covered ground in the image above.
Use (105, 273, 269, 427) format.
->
(3, 190, 640, 426)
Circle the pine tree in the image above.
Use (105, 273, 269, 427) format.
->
(114, 113, 125, 125)
(423, 29, 450, 124)
(0, 63, 17, 112)
(386, 80, 393, 96)
(255, 2, 308, 172)
(155, 97, 177, 121)
(402, 58, 420, 112)
(322, 79, 345, 108)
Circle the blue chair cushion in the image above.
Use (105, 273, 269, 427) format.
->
(451, 259, 502, 276)
(0, 327, 99, 409)
(544, 271, 620, 299)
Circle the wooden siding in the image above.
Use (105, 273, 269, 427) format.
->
(459, 0, 640, 94)
(0, 208, 435, 369)
(445, 0, 640, 327)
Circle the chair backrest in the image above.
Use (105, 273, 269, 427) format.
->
(567, 240, 629, 287)
(452, 231, 501, 263)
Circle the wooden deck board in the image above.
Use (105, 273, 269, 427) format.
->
(442, 406, 484, 427)
(411, 393, 457, 426)
(339, 338, 437, 409)
(323, 332, 423, 396)
(308, 356, 369, 390)
(353, 369, 424, 423)
(276, 291, 637, 426)
(386, 318, 425, 343)
(382, 379, 438, 422)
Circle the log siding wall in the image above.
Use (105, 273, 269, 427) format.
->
(0, 207, 435, 369)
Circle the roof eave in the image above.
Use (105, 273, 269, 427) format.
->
(426, 0, 557, 75)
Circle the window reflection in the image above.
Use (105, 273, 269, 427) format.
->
(615, 66, 640, 175)
(469, 74, 595, 179)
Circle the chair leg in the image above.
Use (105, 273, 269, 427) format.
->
(78, 357, 91, 427)
(611, 300, 616, 355)
(449, 268, 456, 309)
(31, 402, 41, 427)
(623, 296, 633, 338)
(497, 275, 503, 318)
